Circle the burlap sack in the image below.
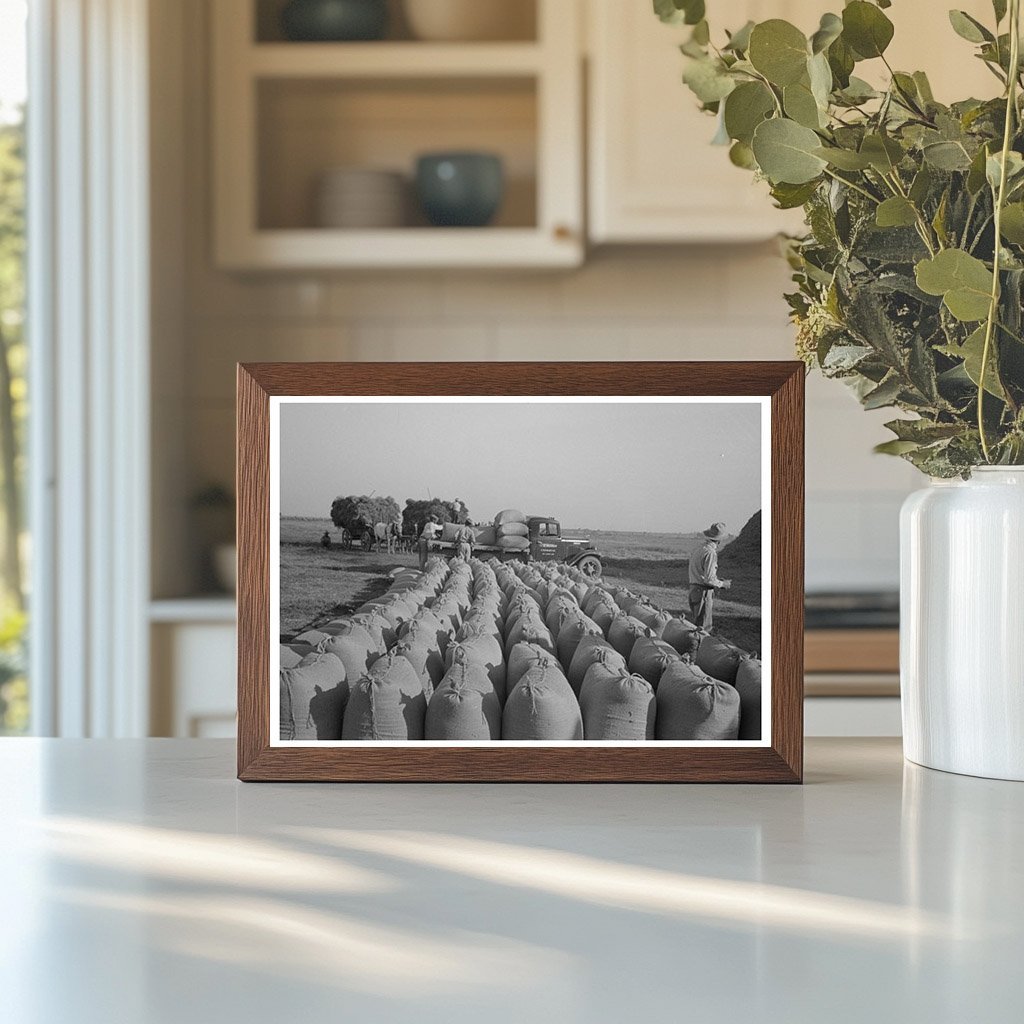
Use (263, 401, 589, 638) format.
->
(342, 651, 427, 740)
(279, 652, 347, 741)
(496, 521, 529, 538)
(497, 535, 530, 551)
(655, 661, 740, 740)
(319, 628, 379, 683)
(608, 614, 653, 660)
(581, 671, 655, 741)
(507, 641, 562, 693)
(567, 634, 627, 695)
(734, 658, 763, 740)
(627, 636, 680, 691)
(494, 509, 527, 526)
(446, 635, 507, 704)
(425, 674, 501, 740)
(662, 617, 700, 657)
(394, 639, 445, 700)
(555, 611, 604, 673)
(501, 664, 583, 740)
(696, 636, 745, 685)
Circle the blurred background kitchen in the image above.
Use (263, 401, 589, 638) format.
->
(1, 0, 996, 740)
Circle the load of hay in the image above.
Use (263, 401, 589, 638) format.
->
(330, 495, 400, 538)
(402, 498, 471, 538)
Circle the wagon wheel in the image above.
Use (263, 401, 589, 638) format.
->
(576, 555, 602, 579)
(361, 529, 373, 551)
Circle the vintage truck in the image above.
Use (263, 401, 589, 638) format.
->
(430, 516, 603, 577)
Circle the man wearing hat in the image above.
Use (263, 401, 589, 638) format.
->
(688, 522, 731, 630)
(419, 514, 441, 571)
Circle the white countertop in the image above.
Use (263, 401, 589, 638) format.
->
(0, 738, 1020, 1023)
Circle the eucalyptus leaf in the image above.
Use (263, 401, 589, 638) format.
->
(683, 57, 736, 104)
(827, 35, 856, 89)
(1000, 203, 1024, 245)
(752, 118, 828, 184)
(723, 81, 775, 144)
(724, 20, 755, 53)
(784, 80, 824, 129)
(653, 0, 705, 26)
(814, 146, 872, 170)
(729, 140, 757, 169)
(940, 326, 1006, 398)
(842, 1, 895, 59)
(948, 10, 994, 44)
(923, 140, 973, 171)
(915, 250, 994, 322)
(810, 12, 843, 54)
(748, 20, 809, 87)
(876, 197, 918, 228)
(860, 133, 904, 173)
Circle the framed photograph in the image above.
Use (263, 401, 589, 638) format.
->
(237, 362, 804, 782)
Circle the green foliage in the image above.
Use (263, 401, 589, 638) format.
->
(660, 0, 1024, 476)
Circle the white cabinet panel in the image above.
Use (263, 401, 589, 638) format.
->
(587, 0, 998, 244)
(588, 0, 815, 242)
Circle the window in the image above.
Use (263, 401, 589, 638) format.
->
(0, 0, 27, 734)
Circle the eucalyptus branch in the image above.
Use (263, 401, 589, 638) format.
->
(978, 0, 1021, 462)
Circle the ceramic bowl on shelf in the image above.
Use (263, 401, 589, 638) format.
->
(315, 167, 408, 229)
(281, 0, 388, 42)
(403, 0, 535, 42)
(415, 152, 504, 227)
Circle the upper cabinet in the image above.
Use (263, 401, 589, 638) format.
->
(211, 0, 584, 269)
(587, 0, 817, 244)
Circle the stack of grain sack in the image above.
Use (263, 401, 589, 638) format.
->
(493, 508, 530, 554)
(279, 552, 762, 742)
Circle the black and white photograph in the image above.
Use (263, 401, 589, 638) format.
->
(271, 397, 769, 746)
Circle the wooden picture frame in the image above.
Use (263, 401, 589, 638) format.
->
(237, 362, 804, 782)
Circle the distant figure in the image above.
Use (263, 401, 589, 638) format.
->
(456, 519, 474, 562)
(419, 514, 441, 570)
(320, 530, 332, 550)
(688, 522, 732, 631)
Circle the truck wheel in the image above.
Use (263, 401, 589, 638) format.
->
(576, 555, 602, 578)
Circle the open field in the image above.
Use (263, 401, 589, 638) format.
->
(279, 518, 762, 653)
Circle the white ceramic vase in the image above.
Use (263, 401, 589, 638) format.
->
(901, 467, 1024, 780)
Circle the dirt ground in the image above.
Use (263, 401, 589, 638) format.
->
(280, 517, 763, 654)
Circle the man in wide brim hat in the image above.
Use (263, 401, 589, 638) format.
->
(418, 513, 442, 571)
(688, 522, 731, 631)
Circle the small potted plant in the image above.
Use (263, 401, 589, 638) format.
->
(658, 0, 1024, 780)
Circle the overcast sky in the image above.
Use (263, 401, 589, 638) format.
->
(278, 400, 762, 534)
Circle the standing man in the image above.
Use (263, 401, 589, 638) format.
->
(419, 514, 441, 571)
(456, 520, 474, 562)
(688, 522, 731, 631)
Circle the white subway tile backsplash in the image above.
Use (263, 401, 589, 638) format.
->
(181, 247, 913, 592)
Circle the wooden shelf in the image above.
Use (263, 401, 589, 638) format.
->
(249, 42, 544, 78)
(218, 226, 580, 270)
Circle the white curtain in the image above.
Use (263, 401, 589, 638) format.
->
(28, 0, 150, 736)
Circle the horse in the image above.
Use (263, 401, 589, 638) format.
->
(373, 521, 398, 555)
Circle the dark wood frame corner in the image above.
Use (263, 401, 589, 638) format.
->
(236, 362, 804, 783)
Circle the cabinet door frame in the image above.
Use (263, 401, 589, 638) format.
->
(211, 0, 584, 269)
(587, 0, 802, 244)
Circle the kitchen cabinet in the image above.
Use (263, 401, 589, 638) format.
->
(211, 0, 583, 269)
(587, 0, 998, 244)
